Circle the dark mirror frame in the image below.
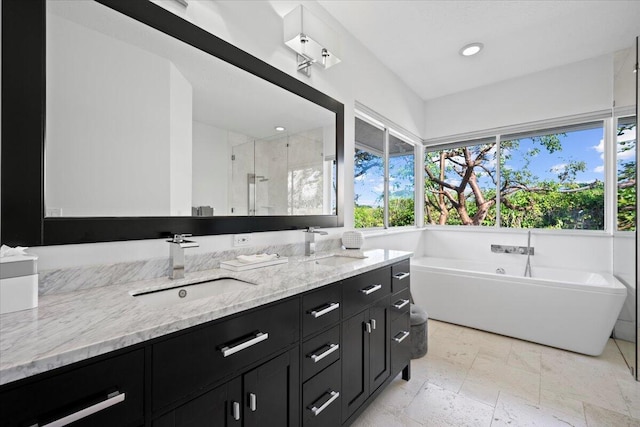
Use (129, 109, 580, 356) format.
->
(1, 0, 344, 246)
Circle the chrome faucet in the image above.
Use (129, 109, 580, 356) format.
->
(304, 227, 328, 256)
(524, 231, 533, 278)
(167, 234, 199, 279)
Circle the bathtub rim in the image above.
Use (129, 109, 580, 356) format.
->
(411, 256, 627, 296)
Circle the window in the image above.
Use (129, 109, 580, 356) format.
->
(354, 115, 416, 229)
(424, 139, 496, 226)
(425, 121, 606, 230)
(389, 134, 415, 226)
(617, 116, 637, 231)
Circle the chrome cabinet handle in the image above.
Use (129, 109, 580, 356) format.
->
(371, 319, 376, 330)
(249, 393, 257, 412)
(309, 302, 340, 318)
(233, 401, 241, 420)
(365, 322, 372, 333)
(393, 272, 410, 280)
(309, 390, 340, 416)
(221, 332, 269, 357)
(309, 343, 339, 363)
(392, 299, 410, 310)
(360, 284, 382, 295)
(38, 391, 125, 427)
(393, 330, 410, 343)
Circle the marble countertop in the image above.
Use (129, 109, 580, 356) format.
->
(0, 249, 411, 386)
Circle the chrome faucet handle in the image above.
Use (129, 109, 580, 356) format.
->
(169, 233, 192, 243)
(304, 227, 328, 235)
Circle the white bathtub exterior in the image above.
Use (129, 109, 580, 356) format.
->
(411, 256, 627, 356)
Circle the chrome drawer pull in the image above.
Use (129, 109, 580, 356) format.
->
(38, 391, 125, 427)
(309, 302, 340, 318)
(233, 401, 241, 420)
(360, 284, 382, 295)
(221, 332, 269, 357)
(393, 272, 410, 280)
(371, 319, 376, 330)
(393, 299, 410, 310)
(393, 330, 410, 343)
(365, 322, 372, 333)
(309, 343, 339, 363)
(309, 390, 340, 416)
(249, 393, 257, 412)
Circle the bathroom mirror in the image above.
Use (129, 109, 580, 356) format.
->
(1, 0, 344, 245)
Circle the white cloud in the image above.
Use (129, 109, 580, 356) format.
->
(550, 163, 567, 173)
(618, 127, 636, 143)
(593, 165, 605, 173)
(593, 139, 605, 161)
(618, 148, 636, 161)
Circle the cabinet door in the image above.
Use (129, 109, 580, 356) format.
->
(153, 384, 229, 427)
(341, 310, 369, 422)
(243, 348, 299, 427)
(369, 297, 390, 392)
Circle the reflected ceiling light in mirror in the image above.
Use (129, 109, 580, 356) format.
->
(275, 126, 286, 132)
(172, 0, 189, 7)
(283, 5, 341, 76)
(459, 42, 484, 57)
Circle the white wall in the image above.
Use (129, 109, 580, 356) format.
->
(192, 121, 230, 214)
(424, 54, 613, 140)
(169, 64, 193, 216)
(46, 13, 171, 216)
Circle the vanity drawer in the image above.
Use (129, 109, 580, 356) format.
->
(0, 349, 144, 427)
(391, 259, 411, 293)
(390, 288, 411, 321)
(343, 266, 391, 318)
(302, 325, 340, 382)
(302, 282, 342, 338)
(302, 360, 341, 427)
(152, 298, 300, 411)
(390, 314, 411, 376)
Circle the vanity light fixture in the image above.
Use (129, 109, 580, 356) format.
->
(283, 5, 341, 76)
(459, 42, 484, 57)
(275, 126, 286, 132)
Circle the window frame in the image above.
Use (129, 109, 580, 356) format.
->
(423, 115, 612, 233)
(354, 108, 419, 230)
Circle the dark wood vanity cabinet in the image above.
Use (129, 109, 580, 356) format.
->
(0, 259, 411, 427)
(154, 349, 300, 427)
(0, 349, 144, 427)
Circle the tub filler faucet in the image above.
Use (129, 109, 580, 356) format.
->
(524, 231, 533, 278)
(303, 227, 328, 256)
(167, 233, 199, 279)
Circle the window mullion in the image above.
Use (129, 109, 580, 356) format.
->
(383, 127, 390, 229)
(495, 135, 501, 228)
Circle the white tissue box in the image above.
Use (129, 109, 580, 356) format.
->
(0, 254, 38, 314)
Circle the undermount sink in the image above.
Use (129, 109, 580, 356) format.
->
(132, 278, 255, 308)
(310, 255, 363, 267)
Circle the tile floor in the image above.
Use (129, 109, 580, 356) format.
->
(352, 320, 640, 426)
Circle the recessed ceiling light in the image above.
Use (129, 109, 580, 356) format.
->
(275, 126, 286, 132)
(460, 42, 484, 57)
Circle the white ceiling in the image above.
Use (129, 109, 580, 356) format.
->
(318, 0, 640, 101)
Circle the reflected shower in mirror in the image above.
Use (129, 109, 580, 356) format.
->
(44, 1, 336, 218)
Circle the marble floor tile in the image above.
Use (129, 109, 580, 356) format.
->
(540, 389, 587, 421)
(412, 353, 472, 393)
(351, 402, 425, 427)
(618, 376, 640, 420)
(373, 374, 427, 412)
(403, 382, 494, 427)
(491, 392, 587, 427)
(507, 346, 542, 374)
(461, 353, 541, 405)
(583, 402, 640, 427)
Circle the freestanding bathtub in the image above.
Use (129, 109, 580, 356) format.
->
(410, 256, 627, 356)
